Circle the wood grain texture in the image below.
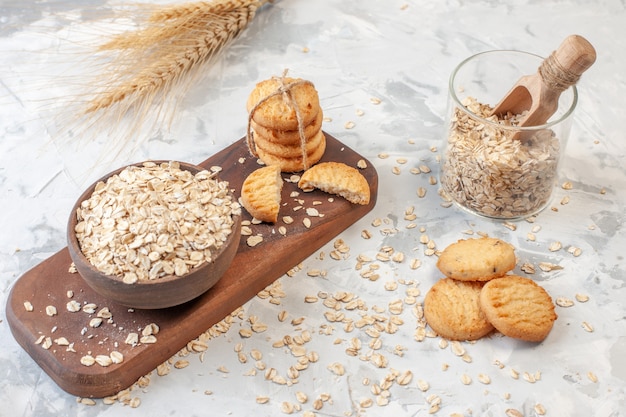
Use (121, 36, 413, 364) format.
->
(6, 133, 378, 398)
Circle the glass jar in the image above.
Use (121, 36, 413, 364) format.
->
(440, 50, 578, 220)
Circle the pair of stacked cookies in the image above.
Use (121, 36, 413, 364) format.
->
(424, 237, 557, 342)
(246, 76, 325, 173)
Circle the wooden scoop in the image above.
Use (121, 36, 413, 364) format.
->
(491, 35, 596, 135)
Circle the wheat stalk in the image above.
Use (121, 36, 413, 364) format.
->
(85, 0, 271, 115)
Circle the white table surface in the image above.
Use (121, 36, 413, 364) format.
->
(1, 0, 625, 416)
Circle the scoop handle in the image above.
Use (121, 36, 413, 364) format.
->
(540, 35, 596, 90)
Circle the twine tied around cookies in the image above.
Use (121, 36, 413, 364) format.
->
(246, 70, 315, 171)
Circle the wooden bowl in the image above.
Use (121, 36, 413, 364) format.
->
(67, 161, 242, 310)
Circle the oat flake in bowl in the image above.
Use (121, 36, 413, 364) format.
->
(67, 160, 242, 309)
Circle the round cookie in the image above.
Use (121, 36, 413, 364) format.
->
(251, 110, 323, 146)
(256, 133, 326, 173)
(254, 129, 325, 159)
(436, 237, 516, 281)
(423, 278, 494, 341)
(240, 165, 283, 223)
(479, 275, 557, 342)
(247, 77, 321, 131)
(298, 161, 370, 205)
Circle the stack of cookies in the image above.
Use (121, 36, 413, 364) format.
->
(424, 237, 558, 342)
(246, 76, 326, 172)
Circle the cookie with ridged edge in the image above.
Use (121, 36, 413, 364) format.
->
(256, 133, 326, 173)
(240, 165, 283, 223)
(424, 278, 494, 341)
(251, 110, 323, 146)
(480, 275, 557, 342)
(298, 161, 370, 205)
(436, 237, 516, 281)
(247, 77, 321, 131)
(254, 129, 325, 159)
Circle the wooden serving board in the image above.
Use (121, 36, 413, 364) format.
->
(6, 133, 378, 398)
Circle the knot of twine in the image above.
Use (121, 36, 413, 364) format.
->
(246, 70, 314, 171)
(538, 52, 580, 92)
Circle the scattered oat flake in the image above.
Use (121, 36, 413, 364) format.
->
(247, 235, 263, 247)
(520, 262, 535, 274)
(556, 297, 575, 307)
(80, 355, 96, 366)
(360, 398, 373, 408)
(125, 332, 139, 345)
(478, 373, 491, 384)
(548, 241, 562, 252)
(328, 362, 345, 376)
(96, 355, 113, 367)
(110, 351, 124, 364)
(503, 221, 516, 231)
(534, 404, 547, 415)
(575, 293, 590, 303)
(568, 246, 583, 256)
(45, 305, 57, 317)
(562, 181, 573, 190)
(54, 337, 70, 346)
(538, 262, 563, 272)
(82, 303, 97, 314)
(581, 321, 594, 332)
(417, 379, 430, 392)
(66, 300, 81, 312)
(506, 409, 523, 417)
(344, 121, 355, 129)
(174, 360, 189, 369)
(460, 374, 472, 385)
(140, 335, 157, 344)
(397, 370, 413, 385)
(418, 164, 431, 173)
(89, 318, 103, 328)
(78, 398, 97, 406)
(306, 207, 319, 217)
(23, 301, 34, 312)
(256, 396, 270, 404)
(41, 337, 52, 350)
(523, 372, 536, 383)
(129, 397, 141, 408)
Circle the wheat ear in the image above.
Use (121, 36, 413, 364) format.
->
(85, 0, 272, 114)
